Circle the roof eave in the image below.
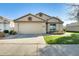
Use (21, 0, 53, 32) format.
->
(14, 13, 45, 22)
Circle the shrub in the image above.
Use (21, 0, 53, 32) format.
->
(9, 30, 17, 35)
(3, 30, 9, 33)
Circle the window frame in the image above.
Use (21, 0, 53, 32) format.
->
(50, 24, 56, 32)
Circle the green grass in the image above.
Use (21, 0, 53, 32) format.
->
(44, 34, 79, 44)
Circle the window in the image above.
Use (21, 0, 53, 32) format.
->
(28, 17, 32, 21)
(50, 24, 56, 32)
(39, 13, 43, 17)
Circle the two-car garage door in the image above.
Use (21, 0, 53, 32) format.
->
(17, 22, 46, 34)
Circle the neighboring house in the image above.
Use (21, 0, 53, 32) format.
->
(66, 22, 79, 31)
(0, 16, 11, 32)
(14, 12, 64, 34)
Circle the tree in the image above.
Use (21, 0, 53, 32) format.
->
(69, 4, 79, 22)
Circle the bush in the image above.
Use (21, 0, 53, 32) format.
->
(3, 30, 9, 33)
(9, 30, 17, 35)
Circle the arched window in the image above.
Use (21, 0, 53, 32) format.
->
(28, 17, 32, 21)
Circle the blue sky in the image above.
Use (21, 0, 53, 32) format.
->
(0, 3, 76, 25)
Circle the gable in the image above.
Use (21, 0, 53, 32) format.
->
(14, 14, 45, 22)
(36, 12, 51, 20)
(48, 17, 63, 23)
(36, 12, 63, 23)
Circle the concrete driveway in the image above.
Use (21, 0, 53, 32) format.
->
(0, 34, 46, 56)
(1, 34, 45, 44)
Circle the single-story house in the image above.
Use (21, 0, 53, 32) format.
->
(14, 12, 64, 34)
(66, 22, 79, 31)
(0, 16, 11, 32)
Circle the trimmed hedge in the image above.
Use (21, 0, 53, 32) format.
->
(3, 30, 9, 33)
(9, 30, 17, 35)
(66, 31, 79, 33)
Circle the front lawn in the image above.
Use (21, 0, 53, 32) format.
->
(44, 34, 79, 44)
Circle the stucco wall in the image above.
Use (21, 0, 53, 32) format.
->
(0, 24, 4, 31)
(4, 24, 10, 30)
(48, 24, 50, 32)
(56, 24, 63, 31)
(14, 23, 19, 32)
(0, 23, 10, 32)
(66, 22, 79, 31)
(66, 26, 79, 31)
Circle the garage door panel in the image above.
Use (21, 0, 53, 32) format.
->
(19, 23, 46, 34)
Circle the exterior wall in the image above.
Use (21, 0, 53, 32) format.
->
(14, 23, 19, 32)
(5, 24, 11, 31)
(0, 17, 6, 31)
(48, 24, 50, 32)
(0, 23, 4, 32)
(56, 24, 63, 31)
(14, 22, 46, 34)
(0, 23, 10, 32)
(66, 26, 79, 31)
(0, 17, 11, 31)
(66, 22, 79, 31)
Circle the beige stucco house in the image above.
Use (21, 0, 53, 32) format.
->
(0, 16, 11, 32)
(66, 22, 79, 31)
(14, 12, 64, 34)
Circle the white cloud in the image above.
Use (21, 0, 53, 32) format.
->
(63, 20, 77, 26)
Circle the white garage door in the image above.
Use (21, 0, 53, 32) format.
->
(18, 22, 46, 34)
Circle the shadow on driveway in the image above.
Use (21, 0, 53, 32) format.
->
(4, 34, 44, 39)
(38, 44, 79, 56)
